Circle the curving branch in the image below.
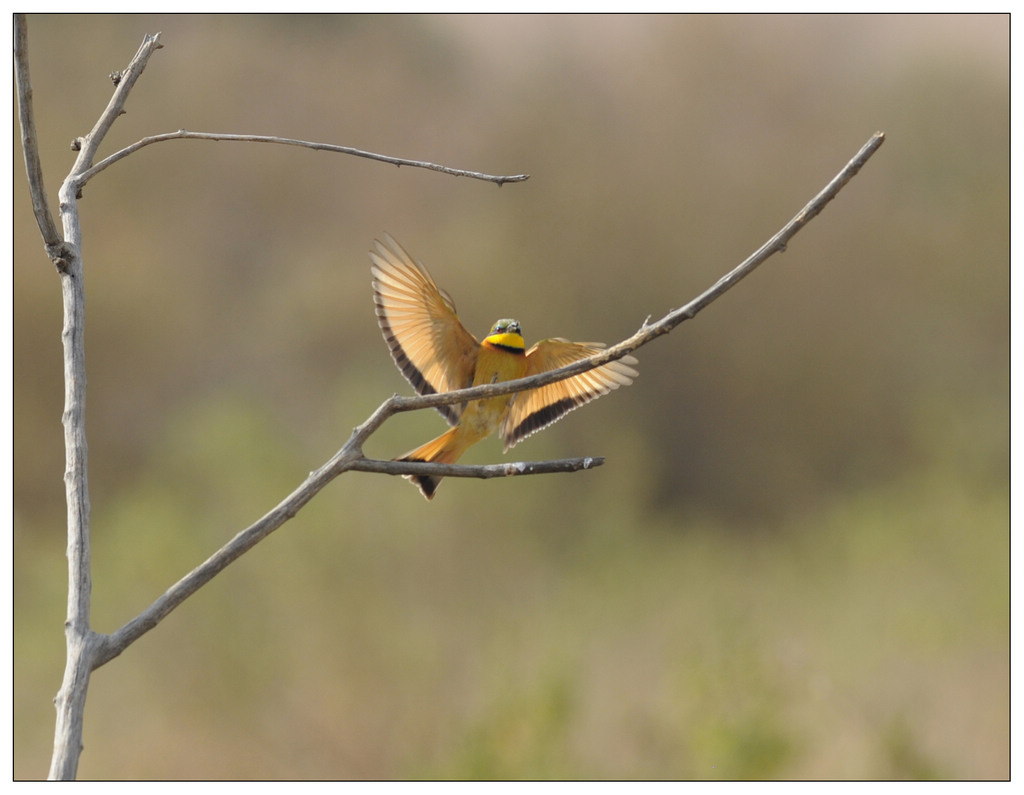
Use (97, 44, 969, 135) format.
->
(94, 453, 607, 669)
(93, 129, 885, 672)
(77, 130, 530, 188)
(13, 15, 63, 256)
(347, 131, 888, 431)
(14, 21, 533, 780)
(16, 13, 885, 781)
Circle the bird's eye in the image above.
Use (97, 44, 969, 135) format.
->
(491, 318, 521, 336)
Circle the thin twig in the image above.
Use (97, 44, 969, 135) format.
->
(94, 452, 604, 668)
(67, 33, 164, 190)
(349, 456, 604, 478)
(15, 21, 536, 777)
(93, 131, 885, 671)
(17, 13, 885, 777)
(77, 130, 530, 187)
(345, 131, 889, 430)
(13, 15, 67, 263)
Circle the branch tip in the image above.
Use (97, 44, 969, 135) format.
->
(80, 130, 530, 187)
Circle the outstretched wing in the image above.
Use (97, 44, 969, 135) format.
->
(370, 234, 480, 425)
(500, 338, 638, 450)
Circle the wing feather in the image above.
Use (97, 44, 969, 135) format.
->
(370, 235, 480, 425)
(500, 338, 638, 450)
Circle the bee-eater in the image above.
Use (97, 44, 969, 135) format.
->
(370, 235, 638, 499)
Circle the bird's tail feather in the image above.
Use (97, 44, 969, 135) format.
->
(396, 427, 465, 500)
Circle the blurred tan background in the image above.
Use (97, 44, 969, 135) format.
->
(14, 14, 1007, 780)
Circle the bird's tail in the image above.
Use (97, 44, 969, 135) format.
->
(396, 426, 466, 500)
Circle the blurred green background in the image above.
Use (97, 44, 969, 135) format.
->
(14, 14, 1007, 780)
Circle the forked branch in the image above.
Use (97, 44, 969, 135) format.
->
(95, 130, 885, 670)
(14, 22, 529, 780)
(350, 131, 887, 431)
(16, 15, 885, 780)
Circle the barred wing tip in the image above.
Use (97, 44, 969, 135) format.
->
(501, 357, 639, 450)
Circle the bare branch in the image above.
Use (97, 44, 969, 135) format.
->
(349, 456, 604, 478)
(13, 14, 66, 262)
(77, 130, 531, 188)
(94, 444, 361, 668)
(65, 32, 163, 192)
(37, 27, 163, 781)
(91, 131, 885, 669)
(347, 131, 889, 433)
(94, 442, 604, 668)
(17, 21, 535, 776)
(18, 10, 885, 776)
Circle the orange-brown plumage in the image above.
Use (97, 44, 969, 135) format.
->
(370, 234, 638, 499)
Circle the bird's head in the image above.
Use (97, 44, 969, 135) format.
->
(484, 318, 525, 352)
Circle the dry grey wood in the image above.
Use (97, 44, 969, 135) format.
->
(349, 456, 605, 478)
(14, 16, 64, 262)
(12, 22, 527, 780)
(94, 452, 605, 669)
(35, 27, 166, 782)
(96, 129, 886, 673)
(15, 14, 885, 782)
(77, 131, 530, 187)
(349, 131, 888, 421)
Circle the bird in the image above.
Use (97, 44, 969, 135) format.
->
(370, 234, 638, 499)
